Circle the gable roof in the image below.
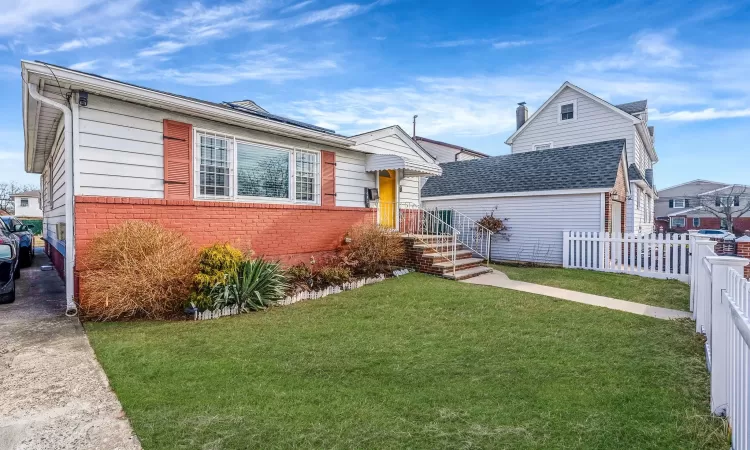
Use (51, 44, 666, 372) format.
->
(348, 126, 436, 164)
(659, 179, 729, 192)
(615, 100, 647, 115)
(505, 82, 639, 145)
(422, 139, 626, 198)
(413, 136, 489, 158)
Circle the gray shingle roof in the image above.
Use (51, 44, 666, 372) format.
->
(422, 140, 626, 198)
(628, 164, 644, 183)
(615, 100, 647, 115)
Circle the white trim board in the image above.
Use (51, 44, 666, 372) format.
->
(421, 187, 610, 202)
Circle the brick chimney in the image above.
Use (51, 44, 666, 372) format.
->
(516, 102, 528, 130)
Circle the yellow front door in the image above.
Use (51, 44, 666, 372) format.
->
(378, 170, 396, 228)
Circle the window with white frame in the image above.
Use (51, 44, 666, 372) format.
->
(558, 100, 577, 122)
(673, 198, 685, 208)
(671, 217, 686, 228)
(197, 131, 232, 198)
(195, 129, 320, 204)
(532, 142, 553, 151)
(693, 217, 701, 227)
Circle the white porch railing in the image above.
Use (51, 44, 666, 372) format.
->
(428, 208, 492, 261)
(690, 239, 750, 449)
(563, 231, 691, 281)
(377, 201, 459, 277)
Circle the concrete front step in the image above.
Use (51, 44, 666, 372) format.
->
(432, 257, 485, 269)
(413, 242, 464, 251)
(443, 266, 494, 280)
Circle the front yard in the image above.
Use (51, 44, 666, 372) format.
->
(495, 264, 691, 311)
(87, 274, 723, 449)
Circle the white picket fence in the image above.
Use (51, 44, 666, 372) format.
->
(690, 238, 750, 450)
(563, 231, 691, 281)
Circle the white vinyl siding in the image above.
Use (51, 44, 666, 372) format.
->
(422, 193, 602, 265)
(417, 140, 483, 164)
(41, 121, 66, 251)
(512, 87, 635, 160)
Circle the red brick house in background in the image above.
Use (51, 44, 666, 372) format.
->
(21, 61, 441, 312)
(655, 180, 750, 233)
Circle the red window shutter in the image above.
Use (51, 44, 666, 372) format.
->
(163, 120, 193, 200)
(321, 151, 336, 207)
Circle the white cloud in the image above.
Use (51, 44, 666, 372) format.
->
(287, 3, 365, 28)
(0, 0, 100, 35)
(650, 108, 750, 121)
(574, 31, 686, 72)
(493, 40, 532, 49)
(31, 36, 112, 55)
(69, 60, 99, 71)
(138, 41, 188, 57)
(281, 1, 315, 13)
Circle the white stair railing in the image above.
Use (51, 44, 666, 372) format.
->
(376, 201, 460, 277)
(436, 208, 491, 262)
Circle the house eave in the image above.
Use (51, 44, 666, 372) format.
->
(422, 187, 611, 202)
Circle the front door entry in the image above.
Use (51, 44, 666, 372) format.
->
(378, 170, 396, 228)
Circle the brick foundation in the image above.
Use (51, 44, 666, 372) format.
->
(44, 240, 65, 280)
(74, 195, 376, 269)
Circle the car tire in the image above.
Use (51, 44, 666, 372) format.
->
(14, 264, 20, 280)
(23, 248, 33, 267)
(0, 281, 14, 304)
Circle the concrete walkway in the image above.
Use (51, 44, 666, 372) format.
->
(0, 249, 140, 450)
(462, 269, 691, 320)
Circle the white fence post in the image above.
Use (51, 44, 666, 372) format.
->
(706, 256, 750, 416)
(562, 231, 570, 268)
(693, 240, 718, 332)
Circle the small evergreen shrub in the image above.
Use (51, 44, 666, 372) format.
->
(286, 263, 314, 290)
(316, 266, 352, 286)
(189, 244, 244, 309)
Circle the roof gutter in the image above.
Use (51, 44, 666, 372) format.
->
(27, 83, 77, 316)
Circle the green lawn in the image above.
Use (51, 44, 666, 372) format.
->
(87, 274, 724, 449)
(495, 264, 691, 311)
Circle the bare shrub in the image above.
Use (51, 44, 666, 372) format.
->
(78, 221, 198, 321)
(345, 223, 404, 276)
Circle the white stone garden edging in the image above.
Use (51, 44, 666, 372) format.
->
(193, 273, 397, 321)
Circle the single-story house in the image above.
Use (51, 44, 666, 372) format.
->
(421, 140, 630, 265)
(10, 190, 43, 218)
(21, 61, 441, 311)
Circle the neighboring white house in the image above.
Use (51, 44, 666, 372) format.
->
(10, 190, 42, 218)
(505, 82, 658, 234)
(413, 136, 488, 163)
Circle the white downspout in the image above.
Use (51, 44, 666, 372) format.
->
(27, 84, 77, 315)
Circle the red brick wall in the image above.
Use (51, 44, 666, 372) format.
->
(737, 240, 750, 279)
(74, 196, 375, 268)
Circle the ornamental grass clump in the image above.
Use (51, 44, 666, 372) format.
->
(209, 258, 289, 311)
(78, 221, 198, 321)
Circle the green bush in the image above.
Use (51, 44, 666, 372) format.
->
(210, 258, 289, 311)
(189, 244, 244, 310)
(287, 263, 314, 290)
(316, 266, 352, 286)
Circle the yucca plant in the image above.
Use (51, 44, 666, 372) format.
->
(210, 258, 289, 311)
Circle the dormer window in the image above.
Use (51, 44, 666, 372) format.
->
(558, 100, 577, 123)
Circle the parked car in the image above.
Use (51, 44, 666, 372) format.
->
(0, 216, 35, 266)
(696, 229, 735, 240)
(0, 222, 20, 303)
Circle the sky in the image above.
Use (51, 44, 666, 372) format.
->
(0, 0, 749, 189)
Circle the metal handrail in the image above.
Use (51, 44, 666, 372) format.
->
(442, 208, 492, 262)
(376, 201, 460, 277)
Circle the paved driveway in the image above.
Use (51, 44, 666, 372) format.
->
(0, 249, 140, 450)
